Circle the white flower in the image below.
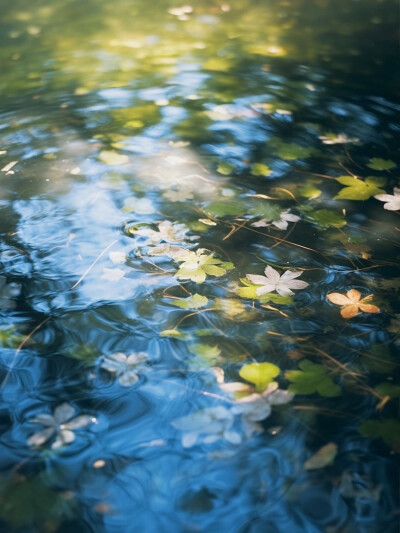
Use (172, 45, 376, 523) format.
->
(251, 210, 300, 230)
(100, 352, 148, 386)
(246, 265, 308, 297)
(136, 220, 189, 244)
(148, 244, 189, 259)
(374, 187, 400, 211)
(171, 406, 241, 448)
(27, 403, 94, 449)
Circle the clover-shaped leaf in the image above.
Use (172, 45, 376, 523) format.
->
(366, 158, 396, 171)
(334, 176, 386, 200)
(285, 360, 340, 397)
(239, 362, 280, 392)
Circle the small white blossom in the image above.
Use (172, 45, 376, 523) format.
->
(27, 403, 94, 449)
(374, 187, 400, 211)
(100, 352, 148, 386)
(163, 188, 194, 202)
(246, 265, 308, 297)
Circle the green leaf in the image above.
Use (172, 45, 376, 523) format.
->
(239, 362, 280, 392)
(366, 158, 396, 171)
(160, 329, 188, 340)
(251, 163, 271, 176)
(204, 199, 245, 218)
(334, 176, 386, 200)
(172, 293, 208, 309)
(361, 345, 396, 374)
(248, 200, 282, 220)
(0, 325, 24, 349)
(285, 360, 341, 397)
(217, 161, 235, 175)
(359, 419, 400, 451)
(375, 383, 400, 398)
(269, 138, 317, 160)
(303, 209, 346, 228)
(299, 184, 322, 199)
(176, 266, 206, 283)
(189, 343, 221, 364)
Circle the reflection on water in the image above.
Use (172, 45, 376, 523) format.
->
(0, 0, 399, 531)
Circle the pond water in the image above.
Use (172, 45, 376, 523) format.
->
(0, 0, 399, 531)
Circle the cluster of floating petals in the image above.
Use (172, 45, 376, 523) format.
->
(171, 406, 241, 448)
(246, 265, 308, 297)
(327, 289, 380, 319)
(27, 403, 94, 449)
(251, 210, 300, 230)
(100, 352, 148, 386)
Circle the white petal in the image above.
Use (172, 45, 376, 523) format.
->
(282, 213, 300, 222)
(280, 270, 303, 280)
(54, 403, 75, 424)
(119, 371, 139, 387)
(268, 389, 295, 405)
(287, 280, 309, 290)
(27, 427, 55, 447)
(256, 284, 276, 296)
(182, 432, 198, 448)
(272, 219, 288, 230)
(31, 414, 55, 427)
(276, 286, 294, 297)
(65, 415, 93, 429)
(264, 266, 281, 283)
(246, 274, 269, 286)
(251, 219, 269, 228)
(224, 431, 242, 444)
(127, 352, 148, 366)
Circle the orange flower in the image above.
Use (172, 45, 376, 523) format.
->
(327, 289, 380, 319)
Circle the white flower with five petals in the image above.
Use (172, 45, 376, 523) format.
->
(246, 265, 308, 297)
(374, 188, 400, 211)
(27, 403, 94, 449)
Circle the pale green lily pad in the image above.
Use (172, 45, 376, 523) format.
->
(334, 176, 386, 200)
(239, 362, 280, 392)
(366, 158, 396, 171)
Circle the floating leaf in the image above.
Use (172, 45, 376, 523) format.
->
(327, 289, 379, 318)
(269, 139, 317, 160)
(303, 209, 346, 228)
(189, 343, 221, 364)
(285, 360, 341, 397)
(251, 163, 271, 176)
(175, 249, 234, 283)
(375, 383, 400, 398)
(361, 345, 396, 374)
(98, 150, 129, 165)
(359, 419, 400, 451)
(204, 199, 245, 218)
(172, 293, 208, 309)
(239, 362, 280, 392)
(304, 442, 338, 470)
(160, 329, 188, 340)
(217, 161, 235, 175)
(367, 158, 396, 171)
(334, 176, 386, 201)
(299, 184, 322, 199)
